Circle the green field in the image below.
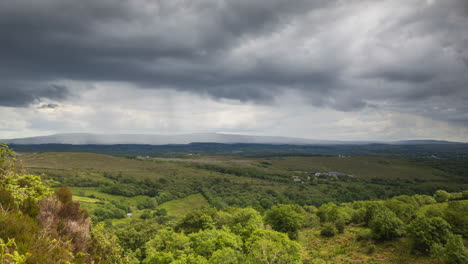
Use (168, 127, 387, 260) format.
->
(159, 193, 210, 217)
(19, 152, 466, 211)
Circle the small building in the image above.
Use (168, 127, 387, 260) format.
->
(127, 213, 133, 218)
(328, 172, 345, 176)
(293, 178, 302, 182)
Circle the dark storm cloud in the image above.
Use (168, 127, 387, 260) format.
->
(0, 82, 70, 107)
(0, 0, 467, 126)
(0, 0, 338, 105)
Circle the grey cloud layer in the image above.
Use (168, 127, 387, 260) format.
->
(0, 0, 467, 125)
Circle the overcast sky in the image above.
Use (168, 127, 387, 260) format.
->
(1, 0, 467, 141)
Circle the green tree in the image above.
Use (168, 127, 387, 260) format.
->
(317, 202, 352, 224)
(369, 207, 404, 241)
(172, 254, 209, 264)
(209, 248, 245, 264)
(226, 208, 264, 239)
(145, 229, 191, 260)
(246, 229, 301, 264)
(408, 217, 452, 254)
(0, 144, 51, 211)
(384, 198, 417, 223)
(176, 209, 217, 234)
(444, 235, 468, 264)
(362, 201, 386, 226)
(188, 229, 242, 258)
(115, 221, 160, 260)
(89, 223, 133, 264)
(264, 204, 305, 240)
(443, 201, 468, 237)
(434, 190, 450, 203)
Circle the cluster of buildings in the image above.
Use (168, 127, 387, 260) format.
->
(292, 171, 348, 182)
(310, 171, 346, 177)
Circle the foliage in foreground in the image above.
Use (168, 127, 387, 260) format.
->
(0, 144, 131, 264)
(1, 143, 468, 264)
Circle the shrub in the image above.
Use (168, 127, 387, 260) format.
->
(55, 186, 73, 204)
(303, 214, 321, 229)
(320, 223, 337, 237)
(462, 190, 468, 200)
(356, 229, 372, 241)
(366, 245, 376, 254)
(335, 220, 345, 233)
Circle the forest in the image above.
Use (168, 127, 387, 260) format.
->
(1, 143, 467, 263)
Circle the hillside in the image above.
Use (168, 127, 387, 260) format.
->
(1, 144, 467, 264)
(19, 152, 465, 208)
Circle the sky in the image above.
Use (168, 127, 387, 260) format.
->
(1, 0, 468, 141)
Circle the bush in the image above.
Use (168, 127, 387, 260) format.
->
(335, 220, 345, 233)
(366, 245, 376, 254)
(462, 190, 468, 200)
(320, 223, 337, 237)
(303, 214, 321, 229)
(356, 229, 372, 241)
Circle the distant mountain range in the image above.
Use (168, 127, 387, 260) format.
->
(0, 133, 464, 145)
(1, 133, 374, 145)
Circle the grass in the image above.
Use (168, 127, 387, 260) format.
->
(73, 196, 101, 203)
(159, 193, 210, 218)
(299, 227, 437, 264)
